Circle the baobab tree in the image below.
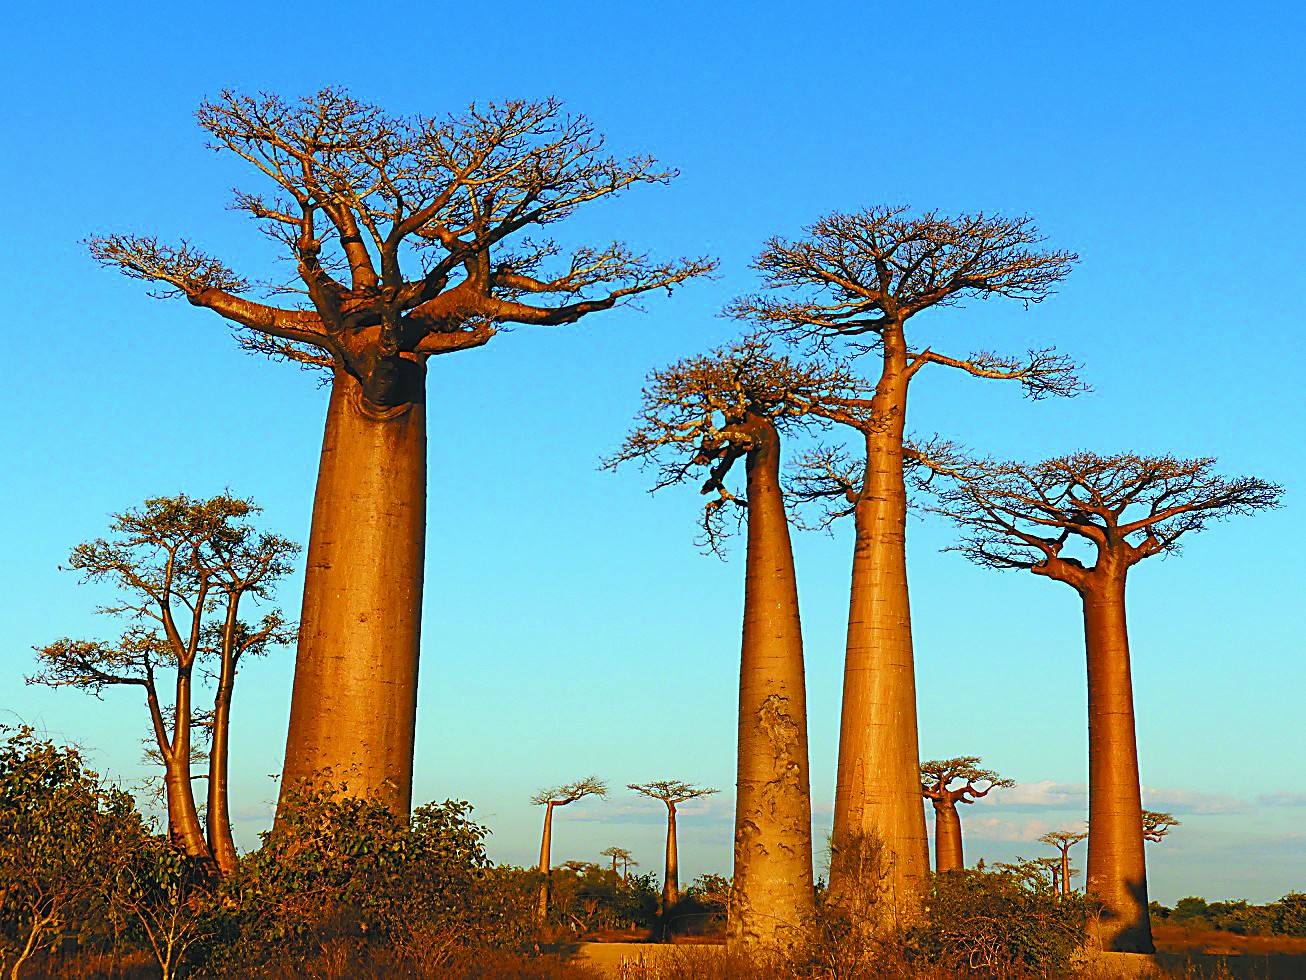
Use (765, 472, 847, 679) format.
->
(89, 90, 712, 816)
(919, 757, 1014, 872)
(532, 777, 607, 921)
(932, 453, 1282, 952)
(29, 494, 296, 866)
(628, 781, 719, 910)
(730, 206, 1080, 918)
(1142, 810, 1180, 844)
(601, 846, 636, 878)
(608, 337, 862, 947)
(1039, 829, 1088, 901)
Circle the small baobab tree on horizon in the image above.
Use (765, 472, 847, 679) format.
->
(608, 336, 863, 948)
(29, 494, 296, 869)
(601, 846, 637, 878)
(1142, 809, 1180, 844)
(532, 777, 607, 921)
(730, 206, 1081, 920)
(919, 757, 1014, 873)
(932, 453, 1282, 954)
(627, 781, 719, 911)
(1039, 829, 1088, 902)
(89, 89, 713, 817)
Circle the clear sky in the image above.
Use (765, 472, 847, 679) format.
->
(2, 2, 1302, 905)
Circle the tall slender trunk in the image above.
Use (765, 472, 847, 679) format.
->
(537, 802, 555, 921)
(1082, 572, 1153, 954)
(167, 667, 208, 859)
(207, 603, 239, 874)
(728, 416, 816, 950)
(1060, 849, 1071, 899)
(828, 331, 928, 923)
(932, 801, 964, 872)
(278, 369, 427, 816)
(664, 803, 680, 908)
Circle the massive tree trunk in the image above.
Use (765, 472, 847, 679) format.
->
(828, 330, 928, 924)
(931, 801, 964, 873)
(537, 802, 556, 922)
(663, 802, 680, 909)
(728, 416, 816, 950)
(1082, 572, 1154, 954)
(278, 369, 427, 816)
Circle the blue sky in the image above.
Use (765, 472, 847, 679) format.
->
(1, 3, 1302, 905)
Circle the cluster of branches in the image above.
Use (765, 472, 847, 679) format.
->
(920, 757, 1016, 806)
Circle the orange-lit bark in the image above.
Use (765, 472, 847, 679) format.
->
(728, 416, 816, 949)
(279, 367, 426, 814)
(158, 667, 207, 859)
(207, 603, 240, 874)
(1060, 850, 1071, 900)
(931, 800, 964, 873)
(537, 801, 556, 921)
(828, 327, 928, 922)
(1082, 571, 1153, 954)
(663, 802, 680, 908)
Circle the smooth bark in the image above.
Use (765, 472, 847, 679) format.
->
(728, 416, 816, 949)
(828, 329, 928, 922)
(279, 368, 426, 815)
(207, 603, 240, 874)
(162, 670, 207, 859)
(537, 802, 556, 921)
(1082, 573, 1153, 953)
(1061, 850, 1071, 900)
(663, 803, 680, 908)
(931, 801, 964, 873)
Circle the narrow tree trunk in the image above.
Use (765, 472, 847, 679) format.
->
(207, 648, 238, 874)
(728, 416, 816, 950)
(167, 669, 208, 859)
(664, 803, 680, 909)
(1082, 574, 1153, 954)
(828, 334, 928, 924)
(278, 369, 427, 816)
(537, 802, 555, 922)
(932, 801, 964, 872)
(1060, 848, 1071, 899)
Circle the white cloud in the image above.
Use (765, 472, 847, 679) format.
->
(1141, 787, 1250, 815)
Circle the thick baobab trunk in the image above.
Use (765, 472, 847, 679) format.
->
(932, 801, 964, 872)
(828, 334, 928, 924)
(663, 803, 680, 908)
(1060, 849, 1071, 899)
(278, 369, 426, 816)
(1082, 573, 1154, 954)
(160, 673, 208, 859)
(728, 417, 816, 950)
(537, 802, 555, 921)
(207, 652, 238, 874)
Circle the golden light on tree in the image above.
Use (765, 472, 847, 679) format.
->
(608, 336, 864, 948)
(919, 757, 1014, 873)
(89, 89, 714, 817)
(600, 846, 637, 878)
(1142, 810, 1180, 844)
(1039, 829, 1088, 902)
(627, 780, 719, 912)
(933, 453, 1282, 953)
(531, 777, 608, 921)
(730, 206, 1080, 922)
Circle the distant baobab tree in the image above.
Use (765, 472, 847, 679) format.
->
(89, 90, 713, 816)
(1039, 829, 1088, 901)
(532, 777, 607, 920)
(609, 337, 861, 947)
(601, 846, 637, 878)
(730, 206, 1080, 919)
(29, 494, 296, 869)
(1142, 810, 1180, 844)
(919, 757, 1014, 873)
(933, 453, 1281, 952)
(628, 781, 719, 909)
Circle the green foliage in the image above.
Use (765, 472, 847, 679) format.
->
(1157, 892, 1306, 937)
(903, 861, 1086, 975)
(541, 864, 659, 935)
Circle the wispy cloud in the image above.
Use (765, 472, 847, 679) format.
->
(989, 780, 1086, 809)
(1256, 792, 1306, 808)
(1142, 787, 1250, 815)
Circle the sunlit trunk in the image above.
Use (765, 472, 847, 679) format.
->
(537, 802, 555, 921)
(728, 416, 816, 950)
(828, 331, 928, 925)
(664, 803, 680, 908)
(278, 368, 426, 816)
(167, 669, 208, 858)
(932, 801, 964, 872)
(1082, 572, 1153, 954)
(207, 620, 238, 873)
(1060, 850, 1071, 899)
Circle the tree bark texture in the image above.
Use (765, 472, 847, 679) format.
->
(1082, 575, 1154, 954)
(664, 803, 680, 909)
(931, 801, 964, 873)
(728, 417, 817, 950)
(207, 633, 238, 874)
(278, 369, 427, 816)
(164, 671, 208, 859)
(537, 802, 555, 921)
(828, 332, 928, 924)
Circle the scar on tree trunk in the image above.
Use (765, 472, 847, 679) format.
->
(280, 368, 426, 814)
(729, 416, 816, 949)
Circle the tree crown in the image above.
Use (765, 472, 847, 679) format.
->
(1142, 809, 1180, 843)
(627, 780, 719, 807)
(1038, 829, 1088, 851)
(920, 756, 1015, 803)
(531, 776, 608, 807)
